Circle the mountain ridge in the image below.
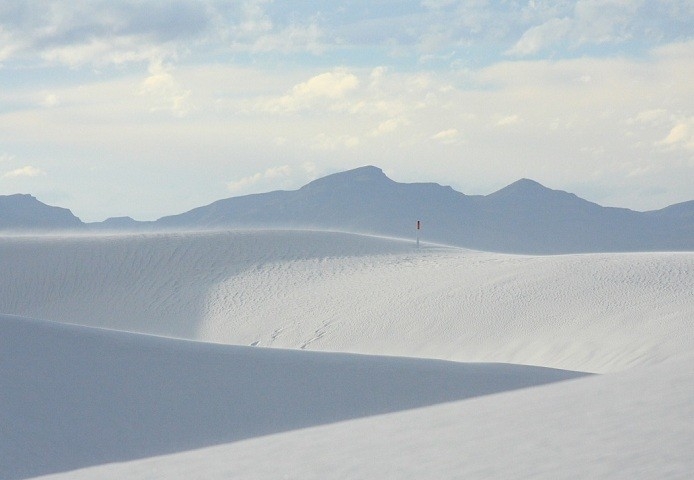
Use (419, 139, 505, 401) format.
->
(1, 166, 692, 254)
(0, 193, 83, 231)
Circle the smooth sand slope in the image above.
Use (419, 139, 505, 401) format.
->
(0, 314, 586, 480)
(1, 230, 692, 373)
(34, 354, 693, 480)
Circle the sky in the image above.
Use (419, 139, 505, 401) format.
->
(0, 1, 692, 222)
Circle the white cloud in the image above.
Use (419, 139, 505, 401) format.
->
(139, 62, 192, 117)
(264, 165, 293, 178)
(40, 93, 60, 108)
(2, 166, 46, 179)
(572, 0, 641, 45)
(630, 109, 669, 124)
(311, 133, 360, 151)
(507, 0, 653, 57)
(233, 0, 273, 38)
(245, 21, 325, 55)
(301, 161, 318, 177)
(226, 173, 263, 193)
(228, 0, 324, 55)
(628, 110, 694, 152)
(658, 119, 694, 151)
(0, 27, 22, 61)
(40, 36, 170, 68)
(371, 117, 408, 136)
(369, 66, 388, 85)
(506, 18, 572, 56)
(497, 115, 520, 126)
(430, 128, 460, 144)
(258, 69, 360, 113)
(227, 165, 292, 193)
(292, 70, 358, 99)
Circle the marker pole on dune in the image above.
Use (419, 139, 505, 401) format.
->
(416, 220, 421, 248)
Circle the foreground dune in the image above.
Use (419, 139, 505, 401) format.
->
(0, 314, 585, 479)
(34, 353, 694, 480)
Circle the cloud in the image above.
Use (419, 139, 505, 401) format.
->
(371, 117, 408, 136)
(497, 114, 520, 126)
(0, 2, 212, 67)
(292, 70, 358, 99)
(139, 62, 191, 117)
(0, 27, 22, 61)
(658, 119, 694, 151)
(430, 128, 460, 144)
(40, 93, 60, 108)
(506, 18, 572, 56)
(231, 0, 273, 38)
(629, 110, 694, 152)
(227, 165, 292, 193)
(258, 69, 360, 113)
(506, 0, 672, 57)
(2, 166, 46, 179)
(301, 161, 318, 177)
(630, 109, 669, 124)
(572, 0, 641, 45)
(242, 21, 325, 55)
(311, 133, 360, 151)
(40, 36, 170, 68)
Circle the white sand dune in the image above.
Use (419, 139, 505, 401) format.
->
(1, 230, 692, 479)
(1, 230, 692, 373)
(0, 231, 416, 340)
(34, 354, 694, 480)
(0, 314, 585, 480)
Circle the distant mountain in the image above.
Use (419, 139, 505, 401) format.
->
(646, 200, 694, 221)
(155, 166, 693, 254)
(87, 216, 149, 231)
(0, 194, 83, 231)
(156, 166, 477, 239)
(3, 167, 692, 253)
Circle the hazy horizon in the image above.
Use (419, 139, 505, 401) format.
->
(4, 166, 694, 226)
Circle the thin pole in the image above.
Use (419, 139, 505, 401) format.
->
(416, 220, 420, 247)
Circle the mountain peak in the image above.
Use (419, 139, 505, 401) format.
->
(1, 193, 37, 203)
(0, 193, 83, 230)
(504, 178, 548, 192)
(515, 178, 544, 187)
(487, 178, 557, 200)
(300, 165, 391, 191)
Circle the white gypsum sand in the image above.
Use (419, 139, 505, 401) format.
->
(0, 230, 692, 479)
(32, 354, 693, 480)
(0, 314, 586, 480)
(0, 230, 691, 373)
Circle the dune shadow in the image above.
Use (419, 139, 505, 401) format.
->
(1, 315, 589, 480)
(0, 230, 421, 340)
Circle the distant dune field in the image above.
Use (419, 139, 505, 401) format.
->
(1, 230, 691, 373)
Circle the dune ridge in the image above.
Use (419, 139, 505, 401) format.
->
(1, 230, 691, 373)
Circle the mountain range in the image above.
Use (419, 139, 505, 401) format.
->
(0, 193, 82, 231)
(1, 166, 692, 254)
